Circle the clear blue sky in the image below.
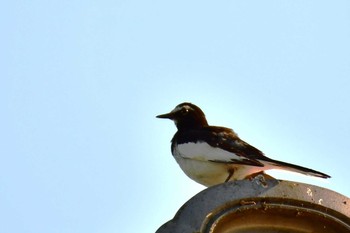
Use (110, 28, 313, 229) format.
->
(1, 1, 350, 232)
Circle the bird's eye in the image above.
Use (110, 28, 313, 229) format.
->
(181, 108, 189, 115)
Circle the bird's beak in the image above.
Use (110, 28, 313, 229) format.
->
(156, 112, 174, 119)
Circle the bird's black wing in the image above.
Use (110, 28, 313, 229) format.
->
(173, 126, 269, 167)
(204, 127, 330, 178)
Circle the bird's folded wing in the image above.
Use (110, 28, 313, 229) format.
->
(175, 127, 266, 167)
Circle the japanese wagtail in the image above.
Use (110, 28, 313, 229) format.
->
(157, 102, 330, 187)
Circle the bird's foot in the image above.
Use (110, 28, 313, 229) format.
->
(224, 169, 234, 182)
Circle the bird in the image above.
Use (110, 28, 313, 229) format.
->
(157, 102, 330, 187)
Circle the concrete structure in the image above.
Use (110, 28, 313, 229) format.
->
(157, 176, 350, 233)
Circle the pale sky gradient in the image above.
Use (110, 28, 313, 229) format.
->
(2, 1, 350, 232)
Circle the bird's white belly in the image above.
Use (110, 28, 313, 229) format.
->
(174, 156, 230, 186)
(174, 156, 265, 186)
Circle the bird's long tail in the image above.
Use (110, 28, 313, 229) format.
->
(265, 158, 331, 178)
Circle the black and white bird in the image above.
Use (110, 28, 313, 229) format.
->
(157, 102, 330, 187)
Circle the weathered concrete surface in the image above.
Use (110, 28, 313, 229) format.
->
(156, 176, 350, 233)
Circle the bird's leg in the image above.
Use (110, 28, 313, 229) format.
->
(225, 169, 234, 182)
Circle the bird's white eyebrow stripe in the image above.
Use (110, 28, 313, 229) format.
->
(172, 105, 191, 113)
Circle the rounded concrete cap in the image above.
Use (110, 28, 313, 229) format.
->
(156, 176, 350, 233)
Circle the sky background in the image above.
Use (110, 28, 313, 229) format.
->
(2, 1, 350, 232)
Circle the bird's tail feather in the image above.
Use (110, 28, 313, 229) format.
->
(265, 159, 331, 179)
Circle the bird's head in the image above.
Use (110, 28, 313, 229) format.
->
(157, 102, 208, 130)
